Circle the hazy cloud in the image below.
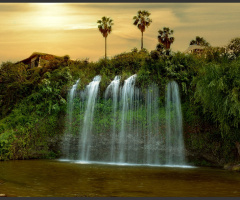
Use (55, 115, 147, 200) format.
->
(0, 3, 32, 12)
(0, 3, 240, 63)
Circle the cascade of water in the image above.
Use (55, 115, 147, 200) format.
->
(130, 87, 141, 164)
(104, 76, 121, 162)
(118, 74, 137, 163)
(145, 83, 161, 164)
(62, 79, 80, 159)
(62, 76, 187, 166)
(78, 75, 101, 161)
(165, 81, 186, 165)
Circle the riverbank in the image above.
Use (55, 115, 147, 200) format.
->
(224, 163, 240, 172)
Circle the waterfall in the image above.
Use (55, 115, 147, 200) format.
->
(62, 76, 187, 166)
(145, 83, 161, 164)
(118, 74, 137, 163)
(131, 87, 141, 164)
(62, 79, 80, 159)
(78, 75, 101, 161)
(165, 81, 186, 165)
(105, 76, 121, 162)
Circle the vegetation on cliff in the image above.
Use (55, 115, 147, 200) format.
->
(0, 37, 239, 167)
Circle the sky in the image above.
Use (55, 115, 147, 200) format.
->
(0, 3, 240, 63)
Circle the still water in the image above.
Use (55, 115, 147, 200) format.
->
(0, 159, 240, 197)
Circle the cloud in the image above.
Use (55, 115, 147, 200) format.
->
(0, 3, 32, 12)
(0, 3, 240, 64)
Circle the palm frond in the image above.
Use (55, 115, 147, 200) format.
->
(97, 16, 114, 38)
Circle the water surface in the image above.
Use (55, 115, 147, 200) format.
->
(0, 159, 240, 197)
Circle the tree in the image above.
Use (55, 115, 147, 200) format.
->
(194, 59, 240, 138)
(156, 43, 166, 54)
(97, 16, 114, 60)
(227, 37, 240, 57)
(151, 43, 166, 59)
(157, 27, 175, 55)
(133, 10, 152, 50)
(190, 36, 210, 47)
(0, 62, 27, 84)
(156, 43, 165, 51)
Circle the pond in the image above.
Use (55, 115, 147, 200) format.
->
(0, 159, 240, 197)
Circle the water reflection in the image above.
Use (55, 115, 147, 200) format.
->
(0, 159, 240, 197)
(59, 159, 195, 168)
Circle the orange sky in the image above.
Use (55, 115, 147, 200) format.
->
(0, 3, 240, 64)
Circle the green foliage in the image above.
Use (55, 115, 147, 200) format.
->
(136, 67, 151, 87)
(1, 38, 240, 164)
(110, 50, 148, 75)
(0, 130, 16, 160)
(0, 61, 27, 84)
(0, 59, 74, 160)
(193, 58, 240, 137)
(0, 62, 30, 117)
(227, 37, 240, 57)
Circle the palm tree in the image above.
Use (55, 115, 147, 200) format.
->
(133, 10, 152, 50)
(190, 36, 210, 47)
(97, 16, 114, 60)
(158, 27, 175, 54)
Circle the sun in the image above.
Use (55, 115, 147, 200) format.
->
(32, 3, 68, 30)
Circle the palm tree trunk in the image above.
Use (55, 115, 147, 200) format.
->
(141, 31, 143, 49)
(105, 37, 107, 60)
(166, 40, 169, 55)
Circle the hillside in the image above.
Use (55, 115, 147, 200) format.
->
(0, 47, 240, 167)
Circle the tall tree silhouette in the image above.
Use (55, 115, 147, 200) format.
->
(158, 27, 175, 55)
(97, 16, 114, 59)
(133, 10, 152, 50)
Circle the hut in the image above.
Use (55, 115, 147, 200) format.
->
(184, 44, 205, 54)
(16, 52, 58, 68)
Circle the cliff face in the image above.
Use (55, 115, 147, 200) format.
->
(184, 122, 240, 167)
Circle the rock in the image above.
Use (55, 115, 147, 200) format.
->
(224, 163, 240, 172)
(232, 164, 240, 172)
(224, 163, 233, 170)
(0, 194, 6, 197)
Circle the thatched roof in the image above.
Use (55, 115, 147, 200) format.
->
(16, 52, 60, 64)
